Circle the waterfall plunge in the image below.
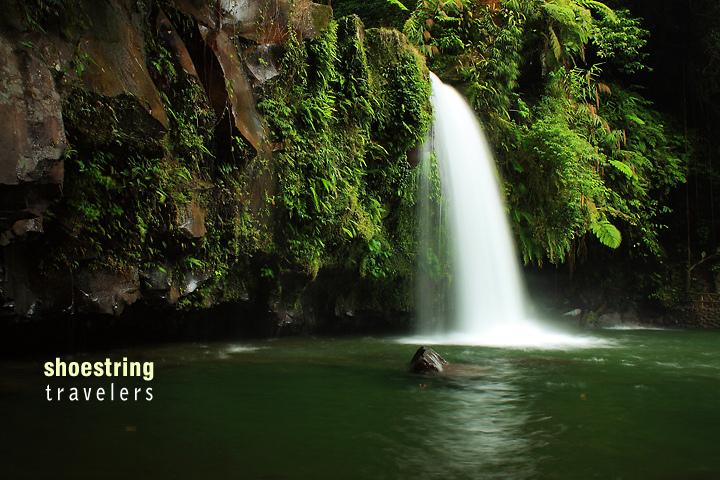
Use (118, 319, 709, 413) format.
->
(410, 73, 600, 348)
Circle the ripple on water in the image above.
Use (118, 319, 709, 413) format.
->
(603, 324, 669, 331)
(654, 361, 683, 369)
(225, 344, 262, 354)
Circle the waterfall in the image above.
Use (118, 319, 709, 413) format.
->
(411, 73, 599, 348)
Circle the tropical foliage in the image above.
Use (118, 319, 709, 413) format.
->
(402, 0, 687, 266)
(259, 17, 431, 279)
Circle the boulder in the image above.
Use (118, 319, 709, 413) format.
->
(263, 272, 315, 336)
(409, 346, 448, 374)
(271, 306, 305, 336)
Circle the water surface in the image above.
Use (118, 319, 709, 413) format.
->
(2, 329, 719, 479)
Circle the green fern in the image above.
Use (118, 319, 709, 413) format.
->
(577, 0, 616, 20)
(591, 219, 622, 249)
(548, 26, 563, 61)
(609, 159, 635, 178)
(625, 113, 646, 125)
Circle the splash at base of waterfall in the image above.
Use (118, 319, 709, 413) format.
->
(397, 322, 611, 349)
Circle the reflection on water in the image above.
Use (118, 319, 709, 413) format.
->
(390, 364, 536, 479)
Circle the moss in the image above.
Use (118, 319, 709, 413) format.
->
(62, 90, 165, 154)
(365, 27, 431, 159)
(258, 14, 431, 300)
(46, 89, 200, 275)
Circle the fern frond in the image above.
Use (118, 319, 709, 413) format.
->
(591, 219, 622, 249)
(609, 159, 635, 178)
(577, 0, 617, 21)
(625, 113, 645, 125)
(548, 26, 562, 61)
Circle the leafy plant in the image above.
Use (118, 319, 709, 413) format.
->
(404, 0, 687, 266)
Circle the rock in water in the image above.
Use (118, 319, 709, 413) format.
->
(409, 347, 448, 374)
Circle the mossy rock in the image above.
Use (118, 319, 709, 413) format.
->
(62, 90, 165, 154)
(365, 27, 431, 160)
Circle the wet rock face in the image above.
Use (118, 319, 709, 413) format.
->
(141, 266, 177, 304)
(0, 35, 66, 185)
(169, 0, 331, 153)
(260, 272, 315, 335)
(409, 346, 448, 374)
(199, 26, 267, 152)
(76, 269, 141, 316)
(0, 32, 66, 245)
(1, 243, 72, 319)
(177, 200, 207, 238)
(79, 0, 169, 128)
(0, 217, 44, 246)
(175, 0, 332, 43)
(245, 44, 282, 84)
(156, 9, 199, 79)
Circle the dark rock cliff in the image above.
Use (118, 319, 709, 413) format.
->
(0, 0, 431, 342)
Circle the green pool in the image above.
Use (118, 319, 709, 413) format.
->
(2, 329, 719, 479)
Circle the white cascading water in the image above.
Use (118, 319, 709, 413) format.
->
(409, 73, 600, 348)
